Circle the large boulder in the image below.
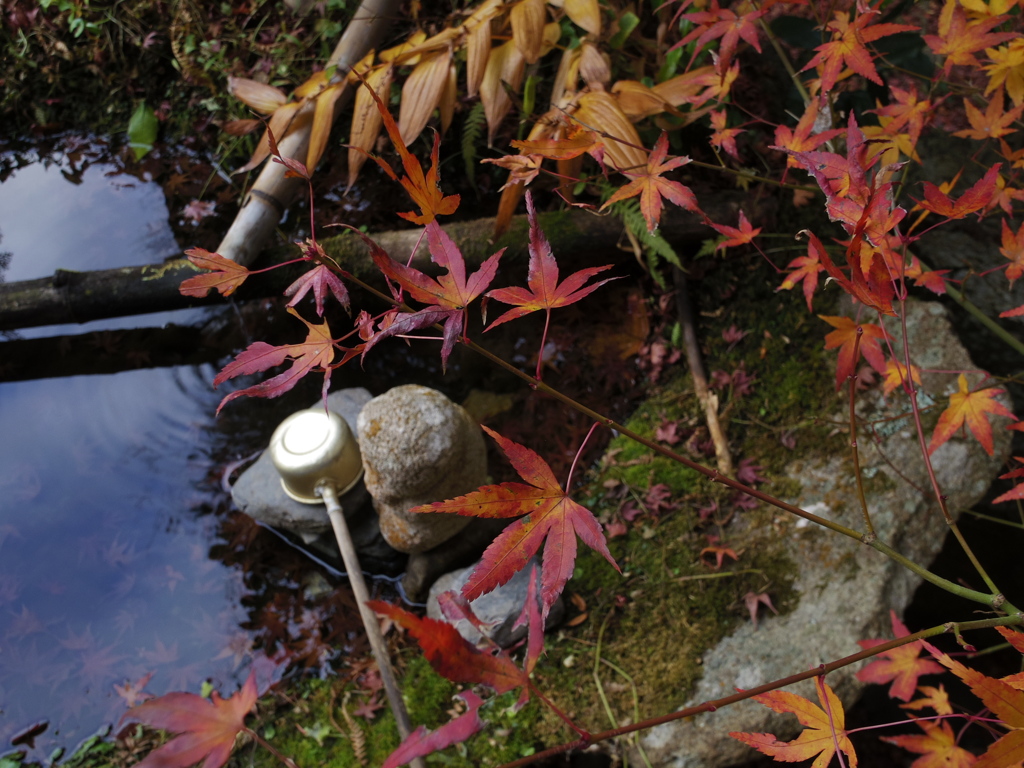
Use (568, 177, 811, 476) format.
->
(358, 385, 487, 554)
(639, 299, 1012, 767)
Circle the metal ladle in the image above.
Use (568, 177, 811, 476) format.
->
(268, 409, 421, 763)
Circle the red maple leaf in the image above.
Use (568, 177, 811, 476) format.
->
(370, 567, 548, 767)
(179, 248, 251, 298)
(121, 671, 258, 768)
(731, 676, 858, 767)
(928, 373, 1015, 456)
(284, 239, 350, 316)
(710, 210, 761, 252)
(820, 315, 889, 389)
(360, 222, 504, 370)
(486, 192, 617, 330)
(356, 75, 459, 225)
(994, 457, 1024, 504)
(599, 132, 703, 233)
(801, 9, 917, 94)
(486, 193, 617, 377)
(916, 165, 1000, 219)
(678, 0, 764, 74)
(213, 307, 338, 413)
(410, 427, 620, 616)
(857, 611, 943, 702)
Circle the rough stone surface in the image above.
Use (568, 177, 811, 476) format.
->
(358, 385, 487, 553)
(402, 517, 510, 602)
(426, 557, 565, 647)
(638, 299, 1012, 768)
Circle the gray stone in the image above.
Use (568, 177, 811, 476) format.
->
(231, 388, 374, 540)
(357, 385, 487, 553)
(426, 557, 565, 647)
(638, 299, 1012, 768)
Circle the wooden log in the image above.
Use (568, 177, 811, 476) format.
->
(0, 201, 739, 332)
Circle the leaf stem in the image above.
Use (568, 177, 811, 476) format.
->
(848, 328, 875, 536)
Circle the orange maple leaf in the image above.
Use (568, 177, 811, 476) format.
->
(928, 641, 1024, 768)
(820, 315, 889, 389)
(953, 92, 1024, 140)
(411, 427, 621, 616)
(1000, 218, 1024, 285)
(709, 110, 744, 160)
(917, 165, 1000, 219)
(777, 237, 826, 310)
(600, 132, 703, 233)
(121, 671, 258, 768)
(871, 85, 937, 146)
(901, 685, 954, 716)
(678, 0, 765, 75)
(993, 456, 1024, 504)
(356, 75, 460, 225)
(179, 248, 251, 298)
(801, 10, 917, 94)
(774, 100, 845, 169)
(857, 611, 944, 702)
(882, 359, 923, 396)
(731, 676, 858, 768)
(928, 373, 1015, 456)
(881, 718, 977, 768)
(923, 0, 1017, 72)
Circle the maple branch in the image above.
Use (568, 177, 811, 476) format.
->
(847, 329, 875, 536)
(891, 302, 1015, 613)
(335, 260, 1012, 613)
(495, 616, 1024, 768)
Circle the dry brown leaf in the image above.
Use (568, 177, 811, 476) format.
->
(611, 80, 673, 121)
(398, 47, 454, 146)
(307, 81, 347, 172)
(564, 0, 601, 35)
(347, 63, 394, 189)
(494, 179, 526, 236)
(388, 27, 461, 65)
(579, 41, 611, 87)
(557, 153, 585, 199)
(550, 46, 582, 107)
(227, 77, 288, 114)
(574, 91, 646, 171)
(566, 612, 589, 627)
(221, 119, 262, 136)
(511, 0, 547, 64)
(463, 0, 504, 97)
(569, 593, 587, 611)
(652, 65, 718, 106)
(379, 30, 427, 64)
(235, 100, 303, 175)
(481, 39, 526, 141)
(439, 61, 458, 135)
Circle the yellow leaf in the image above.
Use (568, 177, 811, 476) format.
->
(564, 0, 601, 35)
(379, 30, 427, 64)
(399, 47, 454, 146)
(463, 0, 503, 98)
(550, 46, 582, 107)
(307, 82, 347, 173)
(235, 100, 303, 175)
(653, 65, 719, 106)
(574, 91, 646, 172)
(347, 63, 394, 189)
(511, 0, 547, 64)
(439, 61, 458, 135)
(227, 77, 287, 115)
(481, 39, 526, 142)
(294, 69, 330, 99)
(612, 80, 672, 121)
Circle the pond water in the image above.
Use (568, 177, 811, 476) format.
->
(0, 139, 281, 762)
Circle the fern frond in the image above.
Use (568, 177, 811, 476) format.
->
(462, 101, 486, 189)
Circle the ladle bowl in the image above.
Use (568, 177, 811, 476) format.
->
(268, 408, 363, 503)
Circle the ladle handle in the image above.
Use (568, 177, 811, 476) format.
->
(317, 482, 425, 768)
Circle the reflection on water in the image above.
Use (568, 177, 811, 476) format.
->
(0, 139, 266, 761)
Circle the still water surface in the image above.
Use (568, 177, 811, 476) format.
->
(0, 140, 264, 761)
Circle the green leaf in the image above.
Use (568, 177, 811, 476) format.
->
(127, 101, 158, 160)
(610, 12, 640, 49)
